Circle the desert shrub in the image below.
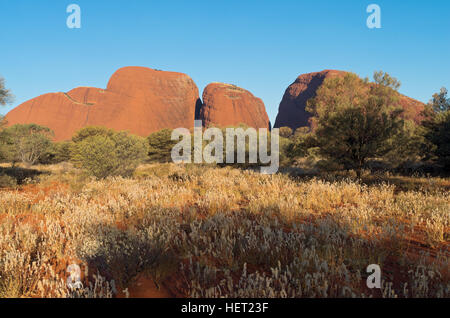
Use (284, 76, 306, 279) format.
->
(214, 125, 294, 169)
(383, 120, 425, 167)
(39, 141, 73, 164)
(0, 117, 8, 162)
(147, 129, 178, 162)
(0, 76, 14, 106)
(279, 126, 293, 138)
(288, 127, 318, 158)
(0, 124, 54, 166)
(147, 125, 293, 169)
(422, 88, 450, 171)
(72, 126, 116, 143)
(71, 130, 148, 178)
(278, 135, 294, 166)
(0, 164, 448, 298)
(431, 111, 450, 170)
(0, 77, 13, 162)
(306, 72, 406, 177)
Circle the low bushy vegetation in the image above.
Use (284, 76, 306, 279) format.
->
(0, 163, 448, 298)
(147, 129, 178, 162)
(0, 124, 54, 166)
(70, 128, 148, 179)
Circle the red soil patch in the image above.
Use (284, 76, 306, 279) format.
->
(117, 274, 174, 298)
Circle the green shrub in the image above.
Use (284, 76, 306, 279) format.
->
(39, 141, 73, 164)
(306, 72, 405, 177)
(147, 129, 178, 162)
(72, 126, 115, 143)
(0, 124, 53, 166)
(71, 130, 148, 178)
(424, 111, 450, 170)
(422, 88, 450, 171)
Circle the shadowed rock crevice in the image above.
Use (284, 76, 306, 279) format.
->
(274, 70, 344, 130)
(194, 98, 203, 121)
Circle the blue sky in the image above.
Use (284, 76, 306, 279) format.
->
(0, 0, 449, 123)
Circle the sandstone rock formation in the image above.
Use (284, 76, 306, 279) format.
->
(274, 70, 425, 130)
(199, 83, 270, 129)
(5, 67, 200, 141)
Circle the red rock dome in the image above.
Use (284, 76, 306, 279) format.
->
(5, 67, 200, 141)
(199, 83, 270, 129)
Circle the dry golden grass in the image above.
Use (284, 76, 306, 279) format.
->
(0, 163, 448, 298)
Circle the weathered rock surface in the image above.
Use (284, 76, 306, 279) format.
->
(6, 67, 423, 141)
(199, 83, 270, 129)
(5, 67, 200, 141)
(274, 70, 425, 130)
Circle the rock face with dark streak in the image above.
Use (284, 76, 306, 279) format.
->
(274, 70, 425, 130)
(5, 67, 200, 141)
(199, 83, 271, 129)
(274, 70, 343, 130)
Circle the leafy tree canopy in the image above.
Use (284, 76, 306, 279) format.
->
(305, 71, 406, 176)
(1, 124, 54, 166)
(71, 129, 148, 178)
(0, 76, 14, 106)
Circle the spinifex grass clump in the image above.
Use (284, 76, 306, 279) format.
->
(0, 163, 448, 298)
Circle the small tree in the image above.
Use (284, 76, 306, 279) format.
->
(2, 124, 54, 166)
(0, 76, 14, 106)
(72, 126, 116, 143)
(0, 76, 14, 161)
(422, 87, 450, 170)
(147, 129, 178, 162)
(289, 127, 318, 158)
(39, 141, 73, 164)
(430, 112, 450, 170)
(307, 72, 405, 176)
(373, 70, 401, 91)
(0, 116, 8, 162)
(0, 116, 6, 130)
(71, 130, 148, 178)
(383, 120, 425, 166)
(429, 87, 450, 113)
(315, 99, 404, 176)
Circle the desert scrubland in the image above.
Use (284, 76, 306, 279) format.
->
(0, 163, 448, 298)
